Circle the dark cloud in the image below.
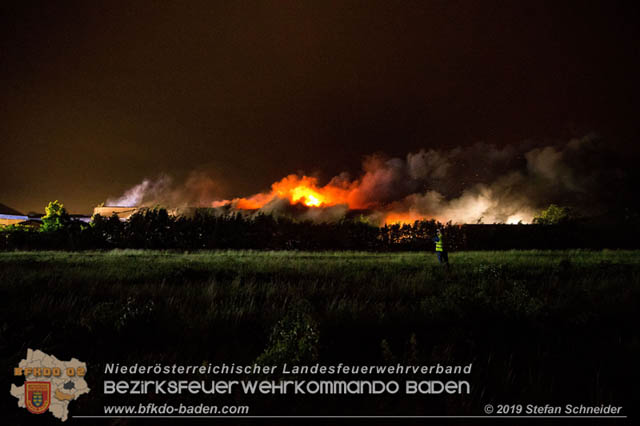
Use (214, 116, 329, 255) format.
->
(1, 1, 638, 213)
(111, 135, 636, 224)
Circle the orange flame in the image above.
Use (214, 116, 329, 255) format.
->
(214, 174, 442, 225)
(230, 175, 357, 209)
(212, 172, 474, 225)
(383, 211, 431, 225)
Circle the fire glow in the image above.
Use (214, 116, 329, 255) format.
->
(109, 140, 598, 226)
(211, 173, 534, 225)
(214, 175, 358, 210)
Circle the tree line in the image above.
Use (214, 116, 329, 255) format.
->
(0, 202, 637, 251)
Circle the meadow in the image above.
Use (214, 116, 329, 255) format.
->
(1, 249, 638, 422)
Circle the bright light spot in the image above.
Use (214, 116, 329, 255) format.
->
(305, 194, 321, 207)
(506, 215, 523, 224)
(291, 186, 324, 207)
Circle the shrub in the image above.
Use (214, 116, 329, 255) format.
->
(41, 200, 72, 232)
(255, 303, 319, 365)
(533, 204, 573, 225)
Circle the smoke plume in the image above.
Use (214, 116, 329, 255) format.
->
(107, 135, 631, 224)
(107, 171, 223, 208)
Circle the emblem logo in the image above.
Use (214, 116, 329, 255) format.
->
(25, 381, 51, 415)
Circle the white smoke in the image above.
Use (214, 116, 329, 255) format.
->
(106, 135, 616, 224)
(106, 178, 153, 206)
(106, 172, 223, 208)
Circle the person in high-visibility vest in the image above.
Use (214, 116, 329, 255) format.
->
(433, 228, 449, 265)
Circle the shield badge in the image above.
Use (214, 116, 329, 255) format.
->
(25, 381, 51, 414)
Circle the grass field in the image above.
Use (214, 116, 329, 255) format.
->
(2, 249, 639, 422)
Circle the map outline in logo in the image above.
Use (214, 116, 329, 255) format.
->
(11, 349, 90, 422)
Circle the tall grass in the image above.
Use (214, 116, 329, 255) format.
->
(1, 250, 638, 419)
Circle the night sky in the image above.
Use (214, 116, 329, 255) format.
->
(1, 1, 639, 214)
